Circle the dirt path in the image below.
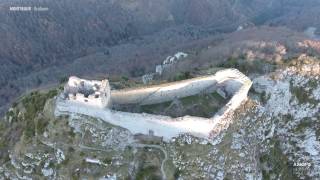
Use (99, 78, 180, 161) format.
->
(133, 143, 168, 180)
(76, 122, 169, 179)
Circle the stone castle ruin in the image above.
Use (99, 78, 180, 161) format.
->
(56, 69, 252, 142)
(63, 76, 111, 108)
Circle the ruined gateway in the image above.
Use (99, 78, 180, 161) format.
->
(55, 68, 252, 141)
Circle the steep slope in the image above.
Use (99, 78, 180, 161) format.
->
(1, 0, 320, 116)
(0, 55, 319, 179)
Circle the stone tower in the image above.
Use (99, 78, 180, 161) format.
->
(100, 79, 111, 108)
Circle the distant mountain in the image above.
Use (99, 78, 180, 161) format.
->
(1, 0, 320, 116)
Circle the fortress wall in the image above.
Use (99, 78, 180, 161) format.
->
(210, 73, 252, 137)
(111, 76, 219, 105)
(55, 98, 215, 140)
(56, 68, 253, 141)
(111, 69, 248, 106)
(68, 76, 101, 88)
(67, 95, 104, 108)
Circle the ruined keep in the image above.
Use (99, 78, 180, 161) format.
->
(63, 76, 111, 108)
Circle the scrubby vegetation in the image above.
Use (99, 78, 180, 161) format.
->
(21, 90, 58, 139)
(0, 89, 58, 164)
(109, 75, 143, 90)
(294, 118, 314, 133)
(127, 91, 227, 118)
(290, 86, 310, 104)
(134, 147, 162, 180)
(170, 71, 194, 82)
(290, 83, 318, 106)
(259, 138, 297, 180)
(218, 57, 276, 74)
(260, 91, 271, 105)
(135, 165, 161, 180)
(130, 67, 146, 77)
(253, 7, 285, 25)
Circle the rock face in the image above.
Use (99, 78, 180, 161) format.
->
(248, 56, 320, 179)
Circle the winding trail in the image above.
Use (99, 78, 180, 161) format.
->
(41, 138, 169, 179)
(132, 143, 168, 180)
(70, 120, 168, 179)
